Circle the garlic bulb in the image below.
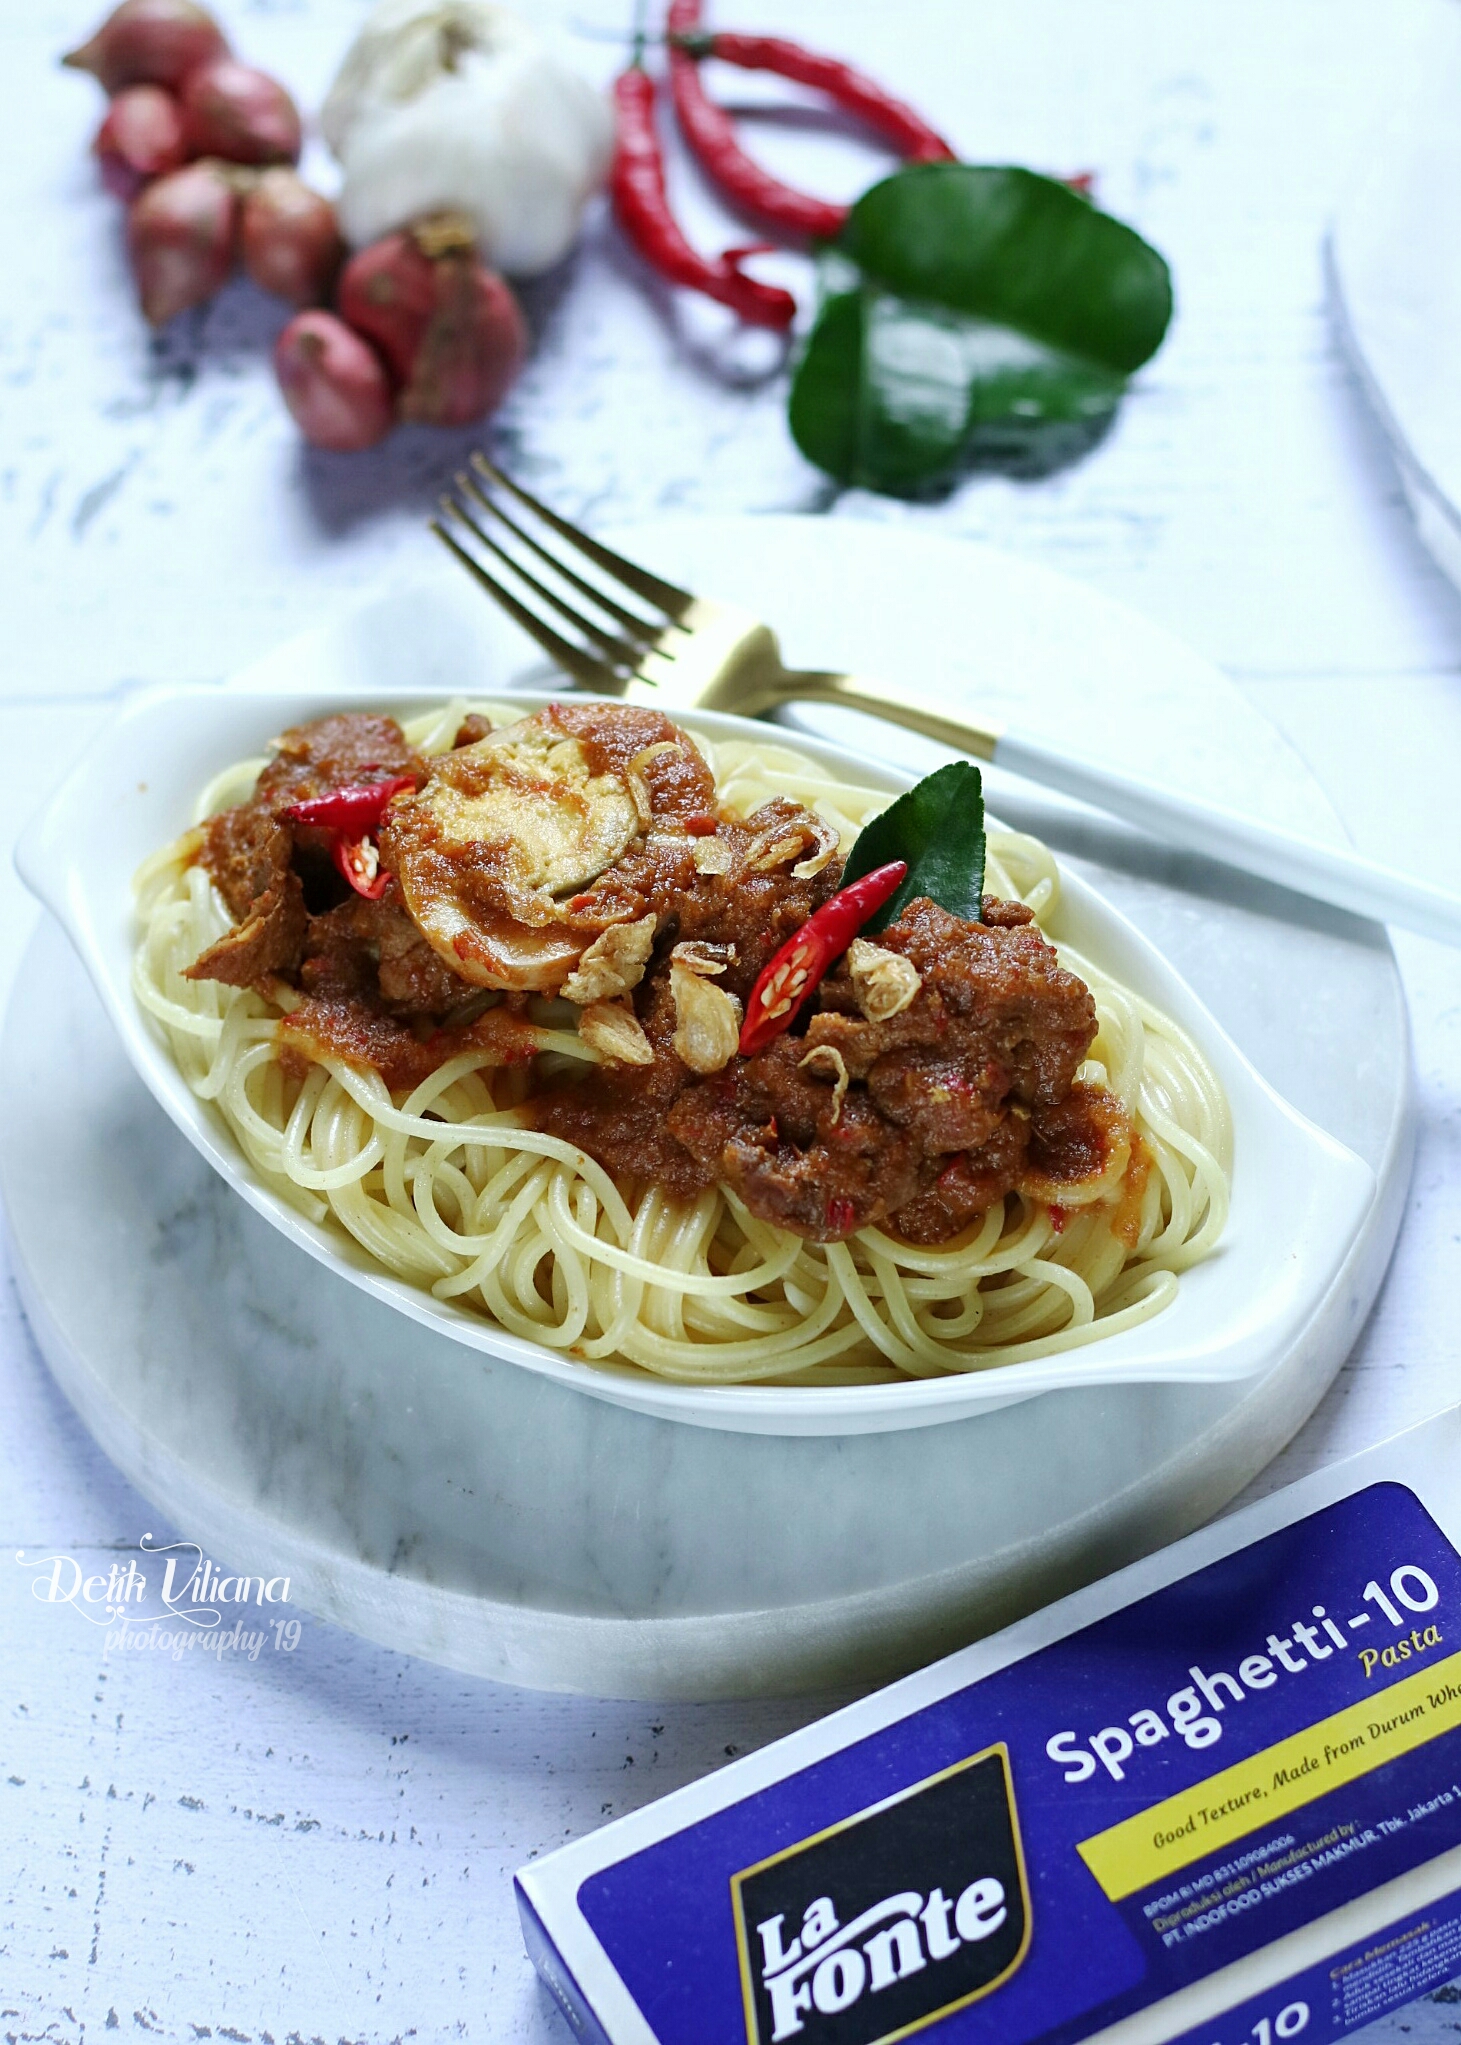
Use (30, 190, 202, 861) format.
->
(321, 0, 613, 276)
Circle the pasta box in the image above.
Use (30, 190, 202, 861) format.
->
(516, 1405, 1461, 2044)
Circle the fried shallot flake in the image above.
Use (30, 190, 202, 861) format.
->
(578, 999, 655, 1066)
(562, 914, 657, 1005)
(670, 959, 742, 1074)
(847, 937, 922, 1021)
(671, 940, 735, 977)
(799, 1043, 850, 1124)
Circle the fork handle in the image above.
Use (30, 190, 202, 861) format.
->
(773, 670, 1461, 946)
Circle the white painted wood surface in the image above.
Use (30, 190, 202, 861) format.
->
(4, 0, 1461, 2032)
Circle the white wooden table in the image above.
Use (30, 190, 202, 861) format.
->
(5, 0, 1461, 2032)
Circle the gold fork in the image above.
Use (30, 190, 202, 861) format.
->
(434, 455, 996, 757)
(433, 455, 1461, 947)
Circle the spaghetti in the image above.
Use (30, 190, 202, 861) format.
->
(133, 700, 1231, 1388)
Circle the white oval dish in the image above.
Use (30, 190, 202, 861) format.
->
(16, 682, 1375, 1436)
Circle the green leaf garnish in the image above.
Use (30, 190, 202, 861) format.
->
(840, 761, 987, 933)
(789, 165, 1172, 496)
(844, 165, 1172, 374)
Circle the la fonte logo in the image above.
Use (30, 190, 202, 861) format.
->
(15, 1533, 291, 1630)
(754, 1878, 1012, 2041)
(732, 1745, 1030, 2045)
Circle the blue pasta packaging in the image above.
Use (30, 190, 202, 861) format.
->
(516, 1407, 1461, 2045)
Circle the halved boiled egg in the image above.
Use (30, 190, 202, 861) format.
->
(379, 704, 717, 992)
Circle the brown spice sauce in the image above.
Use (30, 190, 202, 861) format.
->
(191, 707, 1139, 1247)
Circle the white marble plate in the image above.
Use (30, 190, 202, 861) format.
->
(16, 676, 1373, 1434)
(0, 517, 1415, 1695)
(1330, 4, 1461, 589)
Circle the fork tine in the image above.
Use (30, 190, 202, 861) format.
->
(459, 472, 662, 641)
(430, 520, 623, 694)
(444, 483, 652, 671)
(471, 454, 696, 619)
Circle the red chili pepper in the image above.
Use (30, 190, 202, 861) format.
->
(331, 835, 390, 901)
(281, 776, 415, 836)
(610, 64, 797, 328)
(739, 859, 907, 1056)
(667, 0, 954, 243)
(282, 775, 414, 902)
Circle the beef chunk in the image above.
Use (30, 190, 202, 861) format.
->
(185, 871, 307, 987)
(199, 811, 294, 927)
(190, 713, 427, 992)
(300, 888, 475, 1015)
(254, 713, 417, 807)
(808, 897, 1095, 1109)
(542, 893, 1105, 1244)
(888, 1119, 1033, 1243)
(664, 1039, 923, 1238)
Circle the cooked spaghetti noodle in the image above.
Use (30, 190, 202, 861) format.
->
(133, 700, 1230, 1387)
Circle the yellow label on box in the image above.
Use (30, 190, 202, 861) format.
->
(1078, 1648, 1461, 1901)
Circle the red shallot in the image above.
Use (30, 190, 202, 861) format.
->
(241, 169, 343, 306)
(63, 0, 228, 94)
(126, 156, 238, 325)
(93, 82, 187, 200)
(274, 311, 394, 451)
(400, 256, 526, 426)
(336, 229, 436, 385)
(337, 222, 527, 428)
(179, 55, 301, 166)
